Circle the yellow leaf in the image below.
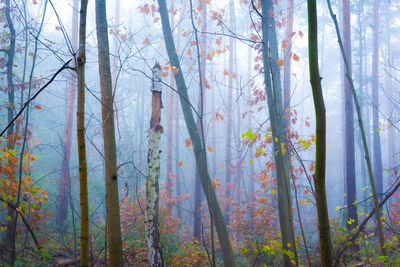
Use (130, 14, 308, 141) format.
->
(224, 69, 229, 75)
(271, 189, 276, 195)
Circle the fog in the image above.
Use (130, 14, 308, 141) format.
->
(1, 0, 400, 266)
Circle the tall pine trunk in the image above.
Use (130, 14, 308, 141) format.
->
(57, 0, 79, 232)
(372, 0, 383, 196)
(342, 0, 358, 230)
(95, 0, 123, 265)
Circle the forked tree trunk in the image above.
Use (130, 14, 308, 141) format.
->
(307, 1, 334, 266)
(95, 0, 123, 265)
(157, 0, 236, 265)
(259, 0, 297, 265)
(145, 63, 165, 266)
(77, 0, 89, 265)
(57, 0, 79, 232)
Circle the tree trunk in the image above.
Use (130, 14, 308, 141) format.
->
(283, 0, 294, 130)
(259, 0, 297, 265)
(57, 0, 79, 232)
(193, 0, 208, 239)
(326, 0, 387, 258)
(3, 0, 16, 264)
(342, 0, 358, 230)
(157, 0, 236, 265)
(224, 0, 234, 225)
(77, 0, 89, 265)
(145, 63, 165, 266)
(95, 0, 123, 265)
(372, 0, 383, 196)
(307, 1, 334, 266)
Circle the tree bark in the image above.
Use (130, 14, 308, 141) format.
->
(372, 0, 383, 196)
(77, 0, 89, 265)
(3, 0, 16, 264)
(307, 1, 334, 266)
(157, 0, 236, 265)
(342, 0, 358, 230)
(326, 0, 387, 258)
(95, 0, 123, 265)
(258, 0, 297, 265)
(57, 0, 79, 232)
(145, 63, 165, 267)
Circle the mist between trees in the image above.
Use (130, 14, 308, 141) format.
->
(0, 0, 400, 266)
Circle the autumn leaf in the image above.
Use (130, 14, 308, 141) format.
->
(162, 72, 168, 78)
(185, 138, 191, 147)
(33, 0, 37, 4)
(178, 161, 183, 167)
(215, 112, 224, 121)
(216, 38, 221, 46)
(121, 33, 127, 41)
(224, 69, 229, 75)
(143, 37, 149, 44)
(293, 53, 300, 62)
(34, 105, 42, 110)
(299, 30, 304, 37)
(232, 72, 237, 78)
(276, 59, 284, 67)
(208, 146, 213, 152)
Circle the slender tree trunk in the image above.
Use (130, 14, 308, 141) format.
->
(342, 0, 358, 230)
(259, 0, 297, 265)
(372, 0, 383, 196)
(95, 0, 123, 265)
(224, 0, 234, 225)
(326, 0, 387, 259)
(57, 0, 79, 232)
(145, 63, 165, 267)
(166, 0, 175, 203)
(307, 1, 334, 266)
(77, 0, 89, 265)
(3, 0, 16, 264)
(193, 0, 208, 239)
(283, 0, 294, 130)
(157, 0, 236, 265)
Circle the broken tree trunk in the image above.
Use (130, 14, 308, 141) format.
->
(145, 63, 165, 267)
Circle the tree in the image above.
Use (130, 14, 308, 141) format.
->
(3, 0, 17, 264)
(157, 0, 236, 265)
(372, 0, 383, 197)
(57, 0, 79, 232)
(95, 0, 123, 265)
(257, 0, 298, 264)
(307, 0, 334, 266)
(77, 0, 89, 265)
(342, 0, 358, 230)
(326, 0, 387, 258)
(145, 63, 165, 266)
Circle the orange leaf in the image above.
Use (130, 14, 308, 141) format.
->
(178, 161, 183, 167)
(276, 59, 284, 67)
(185, 138, 191, 147)
(208, 146, 213, 152)
(162, 72, 168, 77)
(293, 53, 300, 62)
(34, 105, 42, 110)
(232, 72, 237, 78)
(224, 69, 229, 75)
